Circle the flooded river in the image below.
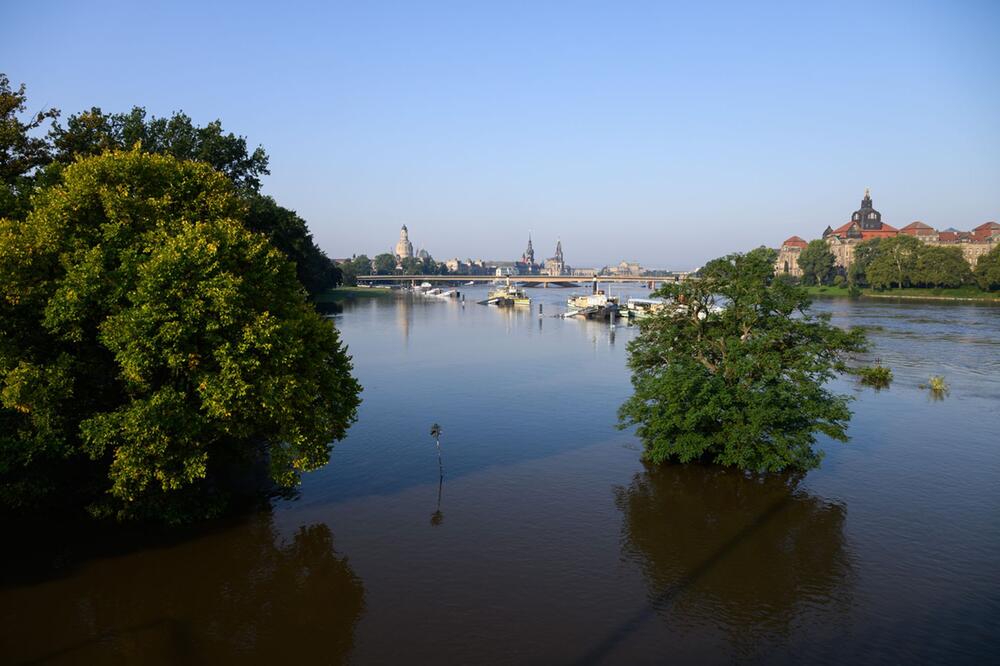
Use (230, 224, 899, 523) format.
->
(2, 287, 999, 664)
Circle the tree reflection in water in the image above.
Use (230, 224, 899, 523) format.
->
(596, 463, 852, 661)
(0, 513, 364, 664)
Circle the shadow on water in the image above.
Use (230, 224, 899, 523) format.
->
(579, 463, 851, 663)
(0, 510, 364, 665)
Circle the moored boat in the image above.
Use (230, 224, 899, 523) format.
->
(478, 278, 530, 307)
(563, 290, 620, 319)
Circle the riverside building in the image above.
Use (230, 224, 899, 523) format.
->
(776, 189, 999, 277)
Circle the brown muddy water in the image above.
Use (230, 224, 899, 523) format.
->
(2, 287, 999, 664)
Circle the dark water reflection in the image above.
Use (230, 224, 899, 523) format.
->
(592, 465, 850, 663)
(3, 288, 999, 663)
(0, 513, 363, 664)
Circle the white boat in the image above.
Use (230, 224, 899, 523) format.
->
(625, 297, 666, 319)
(564, 290, 620, 319)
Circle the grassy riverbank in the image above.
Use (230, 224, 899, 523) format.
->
(802, 285, 1000, 302)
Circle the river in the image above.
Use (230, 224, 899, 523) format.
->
(2, 286, 999, 664)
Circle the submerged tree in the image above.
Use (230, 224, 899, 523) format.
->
(0, 149, 361, 520)
(619, 248, 867, 472)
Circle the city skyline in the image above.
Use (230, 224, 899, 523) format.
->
(4, 1, 999, 269)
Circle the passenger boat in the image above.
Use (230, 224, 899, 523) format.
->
(624, 297, 666, 319)
(563, 290, 620, 319)
(478, 278, 530, 307)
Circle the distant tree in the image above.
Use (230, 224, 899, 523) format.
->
(340, 255, 373, 286)
(865, 235, 922, 289)
(912, 245, 971, 288)
(847, 238, 881, 287)
(49, 106, 269, 192)
(0, 74, 59, 219)
(974, 245, 1000, 291)
(0, 150, 360, 521)
(373, 253, 398, 275)
(400, 257, 423, 275)
(350, 254, 373, 276)
(619, 247, 867, 472)
(797, 240, 836, 286)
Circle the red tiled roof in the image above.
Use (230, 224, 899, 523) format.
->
(972, 222, 1000, 241)
(782, 235, 808, 248)
(900, 221, 936, 236)
(828, 221, 899, 240)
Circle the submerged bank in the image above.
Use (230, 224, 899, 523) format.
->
(803, 285, 1000, 303)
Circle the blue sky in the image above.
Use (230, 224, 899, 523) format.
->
(3, 0, 998, 268)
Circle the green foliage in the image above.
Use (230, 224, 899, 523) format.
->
(619, 247, 867, 472)
(855, 364, 893, 388)
(974, 245, 1000, 291)
(49, 106, 269, 192)
(863, 236, 973, 290)
(833, 274, 846, 287)
(373, 253, 398, 274)
(848, 238, 881, 287)
(0, 150, 361, 521)
(244, 195, 342, 294)
(912, 245, 971, 288)
(0, 74, 60, 220)
(919, 375, 950, 401)
(339, 255, 374, 286)
(866, 235, 923, 289)
(797, 239, 836, 286)
(2, 76, 340, 296)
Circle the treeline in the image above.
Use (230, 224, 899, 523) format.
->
(797, 236, 1000, 291)
(339, 253, 450, 285)
(1, 75, 361, 523)
(0, 74, 341, 296)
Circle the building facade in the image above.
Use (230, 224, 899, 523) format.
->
(543, 240, 566, 276)
(776, 190, 998, 276)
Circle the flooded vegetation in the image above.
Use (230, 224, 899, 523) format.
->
(3, 287, 999, 663)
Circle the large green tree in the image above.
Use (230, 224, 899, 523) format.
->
(0, 150, 361, 521)
(0, 74, 59, 220)
(797, 239, 837, 286)
(244, 195, 342, 294)
(340, 255, 373, 286)
(974, 245, 1000, 291)
(847, 238, 881, 287)
(35, 93, 341, 294)
(49, 106, 269, 192)
(373, 253, 398, 275)
(912, 245, 971, 288)
(865, 234, 922, 289)
(619, 248, 867, 472)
